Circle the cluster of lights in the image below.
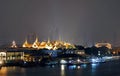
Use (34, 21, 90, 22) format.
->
(22, 38, 75, 50)
(11, 40, 17, 48)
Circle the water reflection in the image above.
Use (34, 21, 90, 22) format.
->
(61, 65, 65, 76)
(0, 60, 120, 76)
(0, 67, 7, 76)
(0, 67, 26, 76)
(91, 63, 99, 67)
(68, 65, 76, 69)
(81, 64, 87, 68)
(61, 65, 65, 70)
(91, 63, 99, 70)
(91, 63, 99, 76)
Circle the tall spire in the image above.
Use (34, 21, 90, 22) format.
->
(47, 37, 50, 43)
(22, 38, 32, 48)
(35, 37, 39, 43)
(25, 39, 28, 44)
(32, 37, 40, 48)
(11, 40, 17, 48)
(24, 37, 28, 44)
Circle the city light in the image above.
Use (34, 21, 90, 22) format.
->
(0, 60, 3, 65)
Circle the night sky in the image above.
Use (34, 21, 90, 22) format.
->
(0, 0, 120, 46)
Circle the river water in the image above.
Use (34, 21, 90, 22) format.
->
(0, 60, 120, 76)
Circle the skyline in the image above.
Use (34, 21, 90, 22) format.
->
(0, 0, 120, 46)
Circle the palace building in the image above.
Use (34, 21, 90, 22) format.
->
(22, 37, 75, 50)
(95, 42, 112, 49)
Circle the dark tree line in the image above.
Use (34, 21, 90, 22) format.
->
(85, 46, 111, 56)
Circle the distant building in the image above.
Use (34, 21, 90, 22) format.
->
(0, 48, 43, 63)
(75, 50, 85, 55)
(65, 50, 85, 55)
(112, 47, 120, 55)
(95, 42, 112, 49)
(0, 48, 24, 62)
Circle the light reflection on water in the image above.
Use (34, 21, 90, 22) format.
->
(0, 67, 7, 76)
(61, 65, 65, 76)
(0, 67, 26, 76)
(0, 64, 101, 76)
(91, 63, 99, 76)
(0, 60, 120, 76)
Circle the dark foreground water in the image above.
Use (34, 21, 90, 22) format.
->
(0, 60, 120, 76)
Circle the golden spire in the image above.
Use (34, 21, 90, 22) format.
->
(24, 39, 28, 44)
(35, 37, 39, 43)
(32, 37, 40, 48)
(22, 39, 32, 48)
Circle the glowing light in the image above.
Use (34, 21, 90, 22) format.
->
(22, 40, 32, 48)
(91, 63, 99, 68)
(91, 59, 96, 63)
(11, 40, 17, 48)
(22, 37, 76, 50)
(32, 37, 40, 48)
(45, 44, 53, 50)
(77, 59, 81, 63)
(0, 67, 7, 75)
(95, 42, 112, 49)
(77, 66, 80, 69)
(113, 51, 116, 54)
(0, 52, 6, 56)
(61, 65, 65, 70)
(0, 60, 3, 64)
(60, 60, 67, 64)
(61, 65, 65, 76)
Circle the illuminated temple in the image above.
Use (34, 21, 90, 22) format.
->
(22, 37, 75, 50)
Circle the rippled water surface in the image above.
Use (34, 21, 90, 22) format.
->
(0, 60, 120, 76)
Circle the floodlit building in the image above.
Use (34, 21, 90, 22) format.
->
(32, 37, 40, 48)
(22, 40, 32, 48)
(22, 37, 76, 50)
(95, 42, 112, 49)
(0, 49, 24, 62)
